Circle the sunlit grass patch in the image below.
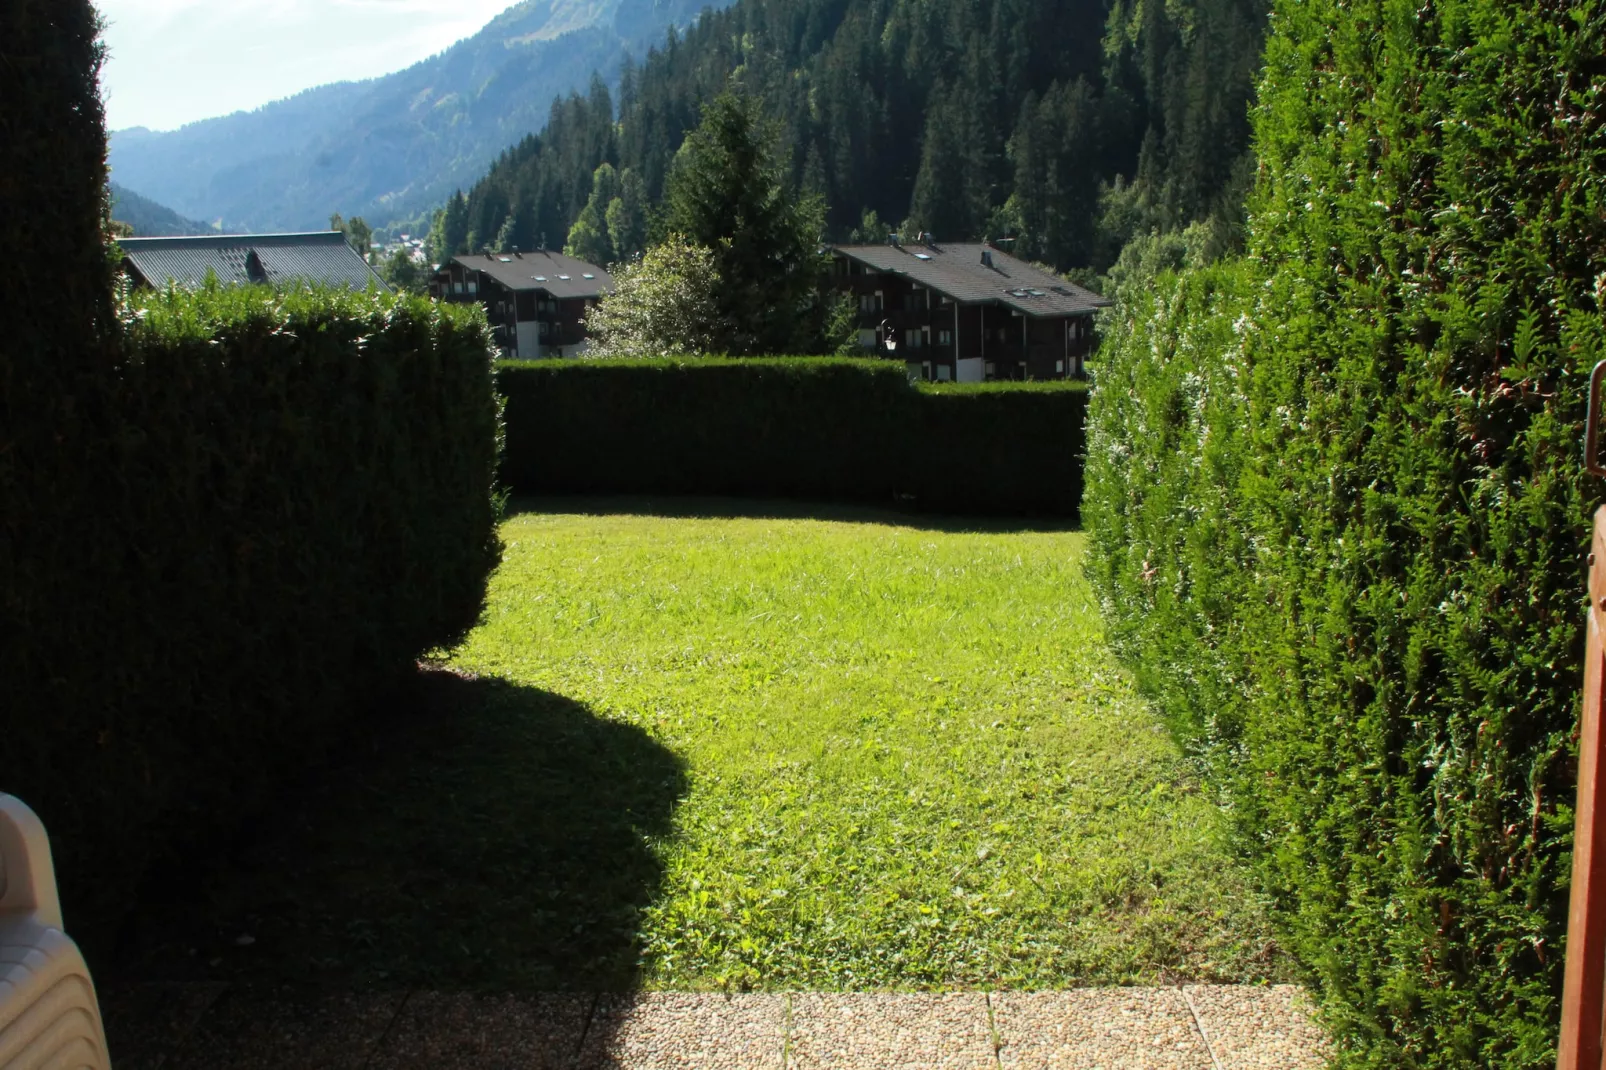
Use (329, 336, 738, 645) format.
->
(455, 502, 1288, 990)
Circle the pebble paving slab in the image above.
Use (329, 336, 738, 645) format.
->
(99, 984, 1327, 1069)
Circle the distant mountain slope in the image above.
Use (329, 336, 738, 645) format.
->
(449, 0, 1267, 273)
(107, 0, 729, 233)
(109, 182, 218, 237)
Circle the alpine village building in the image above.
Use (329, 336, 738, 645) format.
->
(119, 232, 389, 291)
(828, 238, 1111, 380)
(430, 249, 613, 359)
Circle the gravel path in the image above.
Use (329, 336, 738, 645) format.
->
(100, 984, 1328, 1070)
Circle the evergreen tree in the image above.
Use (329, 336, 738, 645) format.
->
(426, 191, 470, 264)
(662, 91, 825, 354)
(605, 169, 649, 262)
(450, 0, 1267, 274)
(565, 163, 621, 264)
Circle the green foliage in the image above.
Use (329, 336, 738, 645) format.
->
(3, 284, 503, 951)
(330, 213, 373, 259)
(585, 237, 724, 356)
(427, 190, 471, 264)
(564, 163, 650, 267)
(662, 92, 827, 354)
(605, 169, 649, 261)
(1085, 0, 1606, 1064)
(380, 247, 427, 294)
(565, 162, 621, 265)
(120, 512, 1290, 992)
(456, 0, 1264, 274)
(1, 0, 116, 370)
(497, 358, 1086, 516)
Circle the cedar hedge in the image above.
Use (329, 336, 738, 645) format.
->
(495, 358, 1086, 517)
(1084, 0, 1606, 1065)
(2, 284, 502, 953)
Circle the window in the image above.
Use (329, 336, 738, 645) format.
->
(985, 362, 996, 376)
(467, 278, 478, 295)
(905, 328, 925, 350)
(1056, 360, 1065, 374)
(938, 329, 952, 346)
(538, 321, 550, 338)
(858, 292, 883, 313)
(936, 364, 951, 381)
(452, 279, 463, 295)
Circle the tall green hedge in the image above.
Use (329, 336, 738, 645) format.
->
(496, 358, 1086, 517)
(1, 0, 115, 366)
(1085, 0, 1606, 1065)
(2, 285, 502, 951)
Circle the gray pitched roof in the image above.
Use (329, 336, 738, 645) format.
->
(120, 232, 389, 291)
(829, 242, 1111, 318)
(454, 250, 613, 300)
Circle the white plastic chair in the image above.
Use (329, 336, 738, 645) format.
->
(0, 794, 110, 1069)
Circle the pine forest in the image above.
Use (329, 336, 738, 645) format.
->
(428, 0, 1269, 275)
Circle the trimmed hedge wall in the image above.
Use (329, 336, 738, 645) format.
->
(1084, 0, 1606, 1065)
(496, 358, 1086, 517)
(2, 285, 502, 951)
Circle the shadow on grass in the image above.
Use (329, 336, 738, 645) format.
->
(506, 494, 1081, 535)
(107, 666, 687, 993)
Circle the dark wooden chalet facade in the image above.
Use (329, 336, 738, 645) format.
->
(430, 249, 613, 359)
(827, 241, 1111, 380)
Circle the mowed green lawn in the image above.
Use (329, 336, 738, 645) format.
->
(113, 501, 1288, 992)
(457, 502, 1285, 990)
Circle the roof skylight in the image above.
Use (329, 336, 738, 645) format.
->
(558, 274, 571, 280)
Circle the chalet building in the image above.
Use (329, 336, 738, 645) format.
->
(827, 240, 1111, 381)
(430, 249, 613, 359)
(119, 232, 389, 291)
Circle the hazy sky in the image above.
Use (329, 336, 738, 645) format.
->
(98, 0, 517, 132)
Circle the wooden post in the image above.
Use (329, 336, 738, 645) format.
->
(1559, 505, 1606, 1070)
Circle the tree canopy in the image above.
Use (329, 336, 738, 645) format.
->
(435, 0, 1269, 276)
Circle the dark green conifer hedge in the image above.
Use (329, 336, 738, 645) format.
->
(496, 358, 1086, 517)
(3, 286, 503, 950)
(1085, 0, 1606, 1064)
(2, 2, 504, 953)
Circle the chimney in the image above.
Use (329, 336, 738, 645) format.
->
(981, 250, 994, 269)
(513, 246, 522, 258)
(890, 232, 901, 248)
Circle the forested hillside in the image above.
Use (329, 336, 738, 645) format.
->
(108, 182, 217, 237)
(106, 0, 732, 233)
(438, 0, 1269, 272)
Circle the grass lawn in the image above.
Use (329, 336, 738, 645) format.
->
(111, 499, 1289, 993)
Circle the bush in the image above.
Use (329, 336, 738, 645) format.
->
(496, 358, 1086, 516)
(2, 284, 502, 953)
(1085, 0, 1606, 1064)
(0, 0, 115, 367)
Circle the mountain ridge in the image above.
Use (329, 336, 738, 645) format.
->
(108, 0, 729, 233)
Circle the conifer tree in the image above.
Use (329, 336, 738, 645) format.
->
(605, 169, 648, 262)
(662, 91, 825, 354)
(565, 163, 620, 264)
